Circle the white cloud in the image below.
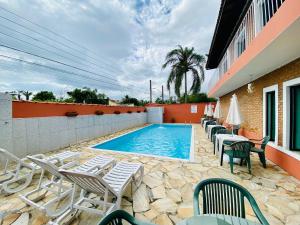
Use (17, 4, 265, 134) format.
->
(0, 0, 220, 100)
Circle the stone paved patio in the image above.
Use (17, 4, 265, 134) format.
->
(1, 124, 300, 225)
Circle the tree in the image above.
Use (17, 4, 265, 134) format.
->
(67, 87, 108, 104)
(32, 91, 56, 101)
(155, 97, 165, 104)
(21, 91, 32, 101)
(121, 95, 140, 106)
(162, 45, 206, 103)
(179, 93, 217, 103)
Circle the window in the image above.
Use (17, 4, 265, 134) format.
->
(290, 85, 300, 150)
(266, 91, 276, 141)
(263, 85, 278, 145)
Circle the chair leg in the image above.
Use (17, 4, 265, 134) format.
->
(229, 157, 234, 174)
(213, 140, 216, 155)
(258, 152, 266, 168)
(220, 146, 224, 166)
(247, 157, 251, 174)
(239, 159, 243, 166)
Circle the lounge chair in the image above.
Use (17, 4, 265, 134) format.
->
(0, 148, 80, 194)
(53, 161, 144, 224)
(98, 210, 155, 225)
(19, 155, 115, 217)
(193, 178, 269, 225)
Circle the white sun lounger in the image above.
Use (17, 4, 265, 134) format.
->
(19, 155, 115, 218)
(0, 148, 80, 194)
(53, 161, 144, 224)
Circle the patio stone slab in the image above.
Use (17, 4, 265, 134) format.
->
(1, 124, 300, 225)
(133, 184, 149, 213)
(151, 198, 177, 214)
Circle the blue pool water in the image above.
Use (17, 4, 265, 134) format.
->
(92, 124, 192, 159)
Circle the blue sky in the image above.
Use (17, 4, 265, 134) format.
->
(0, 0, 220, 100)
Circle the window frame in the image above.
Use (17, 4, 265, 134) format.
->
(263, 84, 278, 146)
(283, 77, 300, 150)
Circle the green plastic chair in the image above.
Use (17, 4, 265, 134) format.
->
(210, 126, 225, 142)
(193, 178, 269, 225)
(223, 141, 255, 174)
(98, 210, 156, 225)
(250, 136, 270, 168)
(205, 120, 217, 132)
(213, 128, 232, 154)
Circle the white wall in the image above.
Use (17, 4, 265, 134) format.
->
(11, 113, 147, 157)
(0, 93, 147, 157)
(146, 107, 164, 124)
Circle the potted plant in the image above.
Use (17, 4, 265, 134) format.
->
(114, 110, 121, 115)
(65, 111, 78, 117)
(144, 109, 147, 112)
(127, 110, 132, 114)
(171, 118, 176, 123)
(95, 110, 104, 115)
(137, 110, 141, 113)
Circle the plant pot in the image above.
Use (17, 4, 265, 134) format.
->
(65, 111, 78, 117)
(95, 110, 104, 115)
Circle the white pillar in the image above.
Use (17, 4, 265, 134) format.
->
(0, 93, 13, 160)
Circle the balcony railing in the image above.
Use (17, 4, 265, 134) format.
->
(207, 0, 286, 92)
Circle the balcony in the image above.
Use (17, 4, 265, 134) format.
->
(208, 0, 300, 97)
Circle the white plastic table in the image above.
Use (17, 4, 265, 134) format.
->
(207, 125, 223, 139)
(203, 120, 210, 129)
(215, 134, 248, 163)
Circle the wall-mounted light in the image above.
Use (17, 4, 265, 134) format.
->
(247, 82, 254, 94)
(247, 74, 254, 94)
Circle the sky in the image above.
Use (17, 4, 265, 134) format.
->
(0, 0, 220, 100)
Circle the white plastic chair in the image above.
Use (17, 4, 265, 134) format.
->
(53, 161, 144, 224)
(19, 155, 115, 218)
(0, 148, 80, 194)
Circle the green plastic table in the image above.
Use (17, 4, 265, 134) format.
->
(177, 215, 260, 225)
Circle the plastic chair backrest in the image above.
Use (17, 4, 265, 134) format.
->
(261, 136, 270, 150)
(193, 178, 269, 225)
(230, 141, 255, 158)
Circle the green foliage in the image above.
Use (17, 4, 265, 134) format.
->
(155, 97, 165, 104)
(121, 95, 149, 106)
(179, 93, 217, 103)
(32, 91, 56, 101)
(162, 45, 206, 102)
(67, 87, 108, 104)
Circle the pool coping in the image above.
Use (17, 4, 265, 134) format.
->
(88, 123, 195, 162)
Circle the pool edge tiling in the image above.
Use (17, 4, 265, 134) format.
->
(90, 124, 194, 160)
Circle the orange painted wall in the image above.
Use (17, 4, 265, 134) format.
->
(265, 145, 300, 180)
(12, 101, 145, 118)
(148, 103, 215, 123)
(238, 128, 300, 180)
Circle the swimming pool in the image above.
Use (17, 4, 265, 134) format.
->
(91, 124, 193, 160)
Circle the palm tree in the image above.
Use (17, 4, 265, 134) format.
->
(21, 91, 32, 101)
(162, 45, 206, 103)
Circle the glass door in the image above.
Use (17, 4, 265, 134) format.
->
(266, 91, 276, 141)
(290, 85, 300, 150)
